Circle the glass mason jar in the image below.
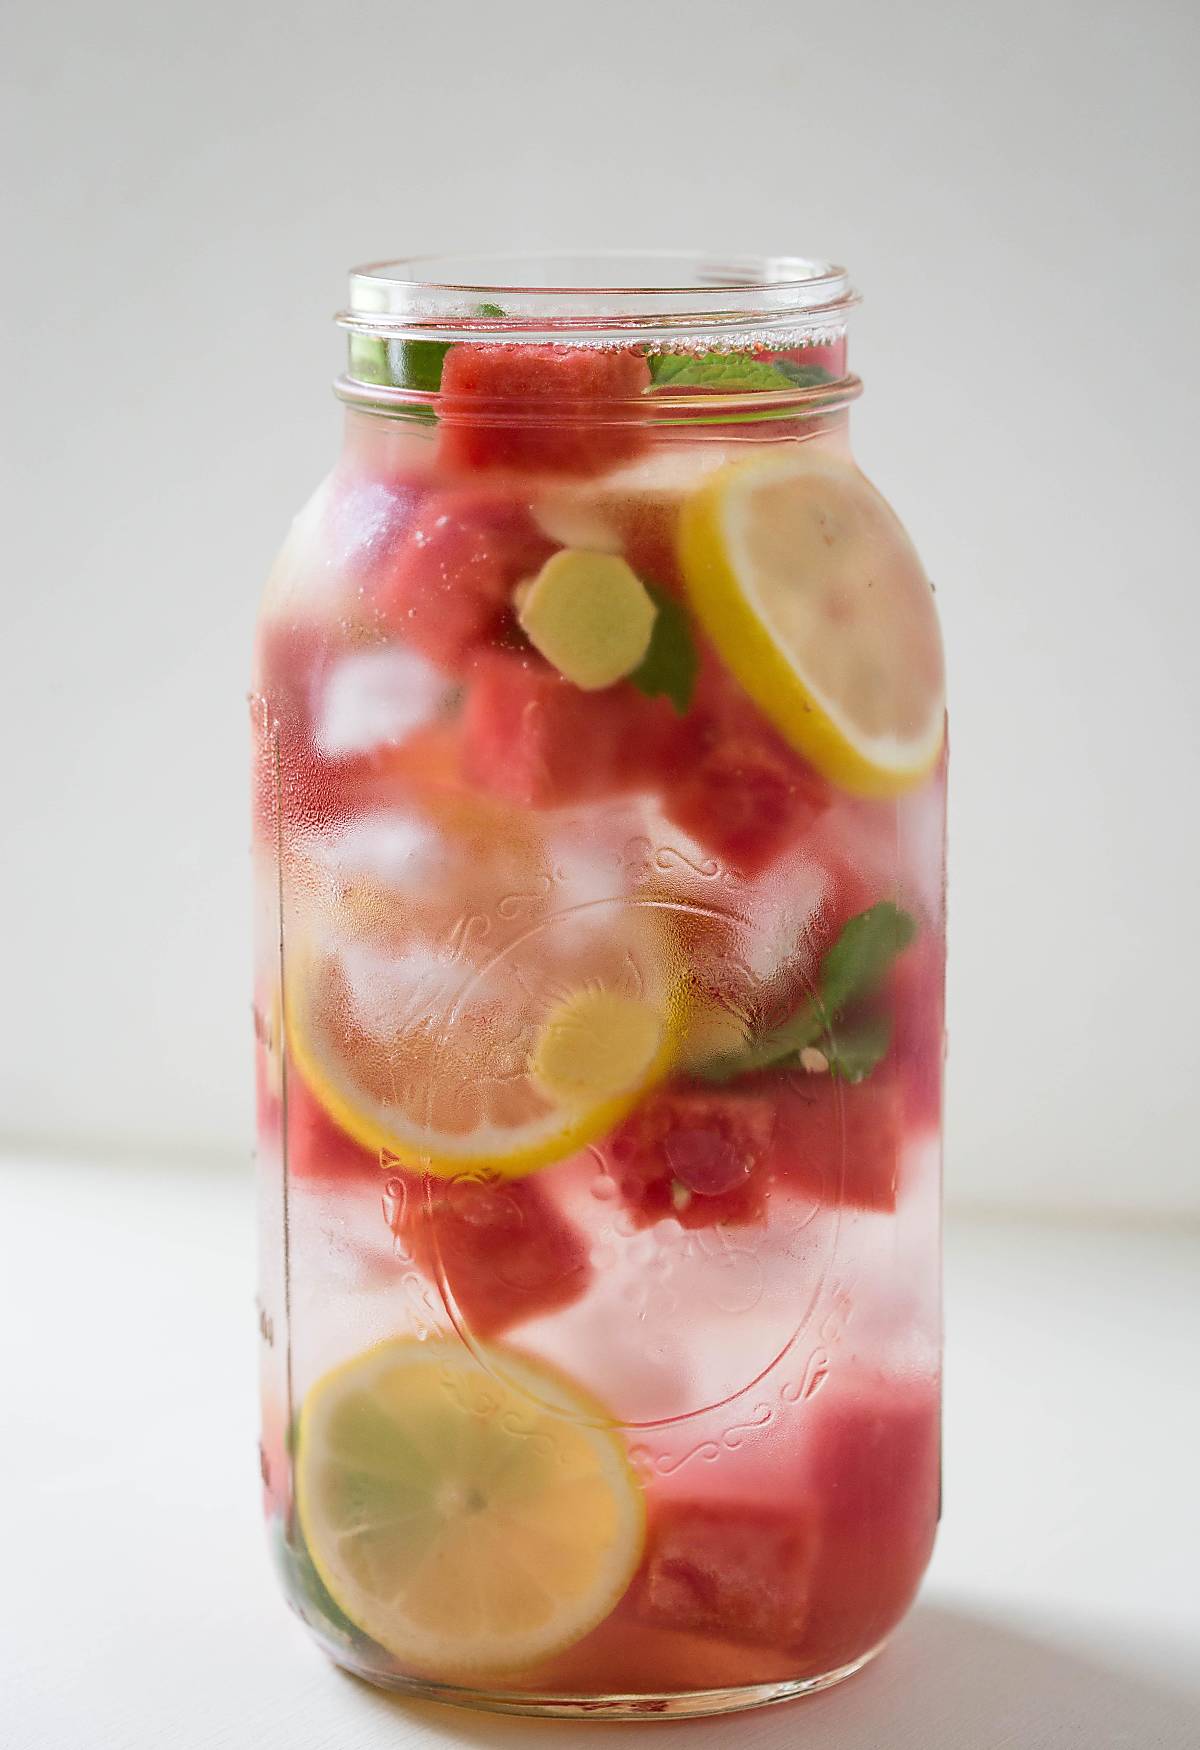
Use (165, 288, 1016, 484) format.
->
(252, 253, 946, 1720)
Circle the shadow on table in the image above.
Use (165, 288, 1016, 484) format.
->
(341, 1603, 1199, 1749)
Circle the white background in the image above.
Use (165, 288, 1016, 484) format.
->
(2, 0, 1198, 1214)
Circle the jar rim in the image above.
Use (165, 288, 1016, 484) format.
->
(340, 250, 857, 349)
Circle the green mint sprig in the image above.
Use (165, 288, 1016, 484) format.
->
(629, 584, 698, 714)
(347, 334, 392, 386)
(694, 901, 917, 1085)
(774, 359, 840, 389)
(349, 303, 509, 405)
(819, 1012, 895, 1084)
(271, 1517, 378, 1651)
(646, 352, 837, 393)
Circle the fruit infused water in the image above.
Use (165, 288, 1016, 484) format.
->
(252, 253, 946, 1719)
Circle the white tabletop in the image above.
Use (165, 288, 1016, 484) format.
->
(3, 1153, 1197, 1750)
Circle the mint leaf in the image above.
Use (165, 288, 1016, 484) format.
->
(692, 1011, 823, 1083)
(825, 1013, 893, 1083)
(648, 352, 796, 392)
(345, 332, 438, 420)
(629, 584, 698, 713)
(775, 359, 837, 389)
(647, 352, 838, 393)
(816, 901, 917, 1019)
(388, 336, 451, 394)
(271, 1518, 377, 1650)
(351, 304, 509, 400)
(348, 334, 392, 386)
(694, 902, 916, 1084)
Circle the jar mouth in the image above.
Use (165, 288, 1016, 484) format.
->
(341, 250, 857, 350)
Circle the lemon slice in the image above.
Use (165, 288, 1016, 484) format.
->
(679, 448, 945, 797)
(285, 913, 678, 1179)
(296, 1338, 645, 1676)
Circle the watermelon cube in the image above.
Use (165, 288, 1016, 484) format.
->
(608, 1081, 777, 1229)
(772, 1069, 901, 1213)
(439, 344, 652, 475)
(795, 1383, 940, 1673)
(461, 648, 676, 808)
(373, 488, 555, 674)
(664, 731, 828, 877)
(625, 1381, 938, 1673)
(662, 662, 831, 876)
(388, 1170, 591, 1337)
(634, 1497, 814, 1649)
(609, 1065, 901, 1227)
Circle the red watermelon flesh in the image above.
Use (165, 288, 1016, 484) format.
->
(617, 1380, 938, 1674)
(607, 1082, 777, 1230)
(373, 488, 555, 674)
(438, 344, 652, 476)
(461, 648, 677, 808)
(664, 729, 829, 878)
(771, 1070, 901, 1214)
(634, 1496, 815, 1649)
(608, 1061, 901, 1231)
(662, 659, 832, 876)
(285, 1075, 380, 1184)
(793, 1382, 940, 1673)
(386, 1170, 592, 1338)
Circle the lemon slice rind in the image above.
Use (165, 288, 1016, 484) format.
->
(284, 934, 680, 1181)
(679, 448, 945, 799)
